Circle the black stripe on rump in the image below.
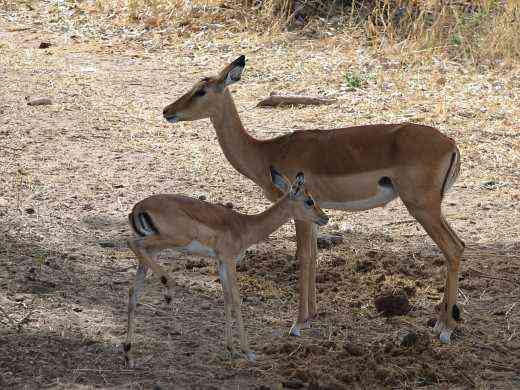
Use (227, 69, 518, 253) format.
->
(138, 211, 159, 236)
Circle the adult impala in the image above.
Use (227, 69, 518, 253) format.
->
(162, 55, 465, 343)
(125, 170, 328, 366)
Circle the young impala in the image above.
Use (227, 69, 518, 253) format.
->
(162, 55, 465, 343)
(124, 169, 328, 367)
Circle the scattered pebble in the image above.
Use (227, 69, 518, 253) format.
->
(98, 240, 117, 248)
(38, 41, 51, 49)
(399, 330, 418, 347)
(317, 233, 343, 249)
(26, 97, 52, 106)
(353, 259, 374, 273)
(374, 293, 411, 316)
(283, 379, 304, 389)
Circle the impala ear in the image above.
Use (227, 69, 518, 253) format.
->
(290, 172, 305, 199)
(219, 55, 246, 88)
(270, 166, 291, 193)
(295, 172, 305, 186)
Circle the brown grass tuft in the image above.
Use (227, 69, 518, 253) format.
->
(94, 0, 520, 64)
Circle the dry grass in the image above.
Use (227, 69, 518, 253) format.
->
(93, 0, 520, 64)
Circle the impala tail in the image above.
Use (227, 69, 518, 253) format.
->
(128, 210, 159, 237)
(441, 148, 461, 197)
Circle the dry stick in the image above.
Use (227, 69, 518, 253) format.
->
(466, 266, 520, 287)
(383, 219, 417, 226)
(7, 27, 31, 32)
(256, 93, 337, 107)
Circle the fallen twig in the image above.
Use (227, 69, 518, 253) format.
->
(383, 219, 416, 226)
(256, 93, 336, 107)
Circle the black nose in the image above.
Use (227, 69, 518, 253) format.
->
(317, 216, 329, 226)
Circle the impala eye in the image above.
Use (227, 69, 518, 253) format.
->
(194, 89, 206, 97)
(304, 198, 314, 208)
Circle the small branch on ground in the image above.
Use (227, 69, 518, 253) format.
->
(256, 92, 337, 107)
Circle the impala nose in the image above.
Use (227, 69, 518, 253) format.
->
(163, 106, 178, 123)
(316, 215, 329, 226)
(165, 115, 178, 124)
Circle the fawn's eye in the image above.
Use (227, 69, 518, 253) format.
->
(304, 198, 314, 208)
(194, 89, 206, 97)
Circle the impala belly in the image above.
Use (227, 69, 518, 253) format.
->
(312, 170, 398, 211)
(176, 240, 217, 257)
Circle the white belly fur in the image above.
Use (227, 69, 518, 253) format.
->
(175, 240, 216, 257)
(321, 182, 398, 211)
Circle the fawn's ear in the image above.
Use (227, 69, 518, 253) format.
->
(270, 166, 291, 193)
(217, 55, 246, 89)
(290, 172, 305, 199)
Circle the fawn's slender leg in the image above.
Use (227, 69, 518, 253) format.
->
(290, 220, 314, 336)
(128, 237, 177, 298)
(308, 224, 318, 320)
(218, 260, 234, 354)
(126, 236, 177, 368)
(403, 202, 464, 343)
(125, 262, 148, 368)
(225, 259, 255, 362)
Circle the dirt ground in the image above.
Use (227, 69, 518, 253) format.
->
(1, 2, 520, 389)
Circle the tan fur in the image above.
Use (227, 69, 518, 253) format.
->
(162, 56, 464, 341)
(124, 174, 328, 367)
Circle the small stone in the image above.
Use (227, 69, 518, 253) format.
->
(374, 293, 410, 316)
(98, 240, 116, 248)
(225, 202, 234, 209)
(353, 259, 374, 273)
(399, 330, 418, 347)
(198, 195, 207, 201)
(25, 207, 35, 214)
(317, 233, 343, 249)
(283, 379, 304, 389)
(339, 222, 353, 233)
(38, 41, 51, 49)
(26, 97, 52, 106)
(342, 342, 364, 356)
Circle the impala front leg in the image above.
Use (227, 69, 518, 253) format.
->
(224, 259, 256, 362)
(308, 224, 318, 319)
(290, 220, 314, 336)
(218, 259, 255, 361)
(218, 260, 234, 355)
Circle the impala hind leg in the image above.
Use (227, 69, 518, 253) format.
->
(290, 220, 315, 336)
(125, 262, 148, 368)
(404, 202, 464, 344)
(126, 237, 176, 367)
(128, 237, 177, 304)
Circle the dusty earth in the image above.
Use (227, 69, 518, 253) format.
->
(1, 2, 520, 389)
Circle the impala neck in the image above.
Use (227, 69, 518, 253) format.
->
(210, 89, 263, 181)
(241, 196, 293, 249)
